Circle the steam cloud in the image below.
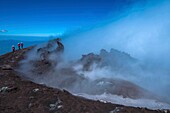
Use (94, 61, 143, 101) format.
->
(18, 0, 170, 109)
(63, 0, 170, 64)
(61, 0, 170, 100)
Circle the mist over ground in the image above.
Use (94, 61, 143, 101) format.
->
(60, 0, 170, 99)
(18, 0, 170, 109)
(63, 0, 170, 63)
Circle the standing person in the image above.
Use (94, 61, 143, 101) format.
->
(12, 45, 15, 52)
(21, 42, 24, 49)
(18, 43, 21, 50)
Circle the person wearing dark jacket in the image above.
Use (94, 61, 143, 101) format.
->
(12, 45, 15, 52)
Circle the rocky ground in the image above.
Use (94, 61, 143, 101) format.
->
(0, 47, 170, 113)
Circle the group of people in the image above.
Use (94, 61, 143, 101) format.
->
(12, 42, 24, 52)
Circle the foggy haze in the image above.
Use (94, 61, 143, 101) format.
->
(17, 0, 170, 109)
(60, 0, 170, 102)
(63, 0, 170, 66)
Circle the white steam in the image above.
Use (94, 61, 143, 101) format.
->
(63, 0, 170, 65)
(61, 0, 170, 102)
(18, 0, 170, 109)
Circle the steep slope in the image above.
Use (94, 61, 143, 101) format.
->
(0, 46, 169, 113)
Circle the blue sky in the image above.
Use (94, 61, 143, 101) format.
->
(0, 0, 145, 37)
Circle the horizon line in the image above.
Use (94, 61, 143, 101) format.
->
(0, 33, 63, 37)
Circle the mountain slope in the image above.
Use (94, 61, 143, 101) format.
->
(0, 45, 169, 113)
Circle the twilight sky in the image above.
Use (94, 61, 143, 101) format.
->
(0, 0, 146, 37)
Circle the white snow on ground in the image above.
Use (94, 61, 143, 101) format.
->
(74, 93, 170, 110)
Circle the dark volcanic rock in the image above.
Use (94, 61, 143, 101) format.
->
(0, 45, 169, 113)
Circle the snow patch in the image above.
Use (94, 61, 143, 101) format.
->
(75, 93, 170, 110)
